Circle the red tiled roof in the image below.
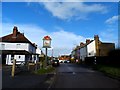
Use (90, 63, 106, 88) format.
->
(0, 26, 36, 48)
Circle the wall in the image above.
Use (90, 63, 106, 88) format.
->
(0, 42, 36, 53)
(29, 44, 36, 54)
(87, 40, 96, 57)
(36, 47, 41, 54)
(80, 46, 87, 61)
(99, 43, 115, 56)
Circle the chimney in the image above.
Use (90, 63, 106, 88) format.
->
(86, 39, 91, 44)
(13, 26, 18, 38)
(80, 42, 85, 47)
(94, 35, 99, 41)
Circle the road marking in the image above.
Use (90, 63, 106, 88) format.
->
(72, 72, 76, 75)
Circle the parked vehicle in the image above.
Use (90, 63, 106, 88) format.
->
(64, 60, 67, 63)
(52, 60, 60, 67)
(67, 60, 71, 63)
(59, 60, 64, 63)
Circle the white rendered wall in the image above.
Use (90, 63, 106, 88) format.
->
(0, 42, 36, 53)
(87, 40, 96, 57)
(0, 42, 28, 51)
(36, 47, 41, 54)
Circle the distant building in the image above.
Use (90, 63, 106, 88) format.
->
(0, 26, 40, 65)
(59, 55, 70, 60)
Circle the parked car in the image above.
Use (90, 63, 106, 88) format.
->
(64, 60, 67, 63)
(52, 60, 60, 67)
(59, 60, 63, 63)
(60, 61, 63, 63)
(67, 60, 71, 63)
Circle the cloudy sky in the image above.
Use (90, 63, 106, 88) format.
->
(1, 1, 119, 57)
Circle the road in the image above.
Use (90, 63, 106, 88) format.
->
(0, 66, 2, 90)
(51, 63, 120, 88)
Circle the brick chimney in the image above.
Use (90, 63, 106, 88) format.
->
(80, 42, 85, 47)
(12, 26, 18, 38)
(86, 39, 91, 44)
(94, 35, 99, 41)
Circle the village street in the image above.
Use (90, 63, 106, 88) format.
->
(51, 63, 120, 88)
(1, 63, 120, 89)
(1, 1, 120, 90)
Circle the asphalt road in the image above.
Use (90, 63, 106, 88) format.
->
(51, 63, 120, 88)
(0, 68, 2, 90)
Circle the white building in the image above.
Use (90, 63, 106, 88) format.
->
(0, 26, 38, 65)
(79, 35, 115, 62)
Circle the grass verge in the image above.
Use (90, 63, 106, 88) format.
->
(34, 66, 55, 75)
(93, 65, 120, 79)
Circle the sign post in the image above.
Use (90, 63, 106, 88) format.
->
(43, 36, 51, 68)
(11, 59, 16, 77)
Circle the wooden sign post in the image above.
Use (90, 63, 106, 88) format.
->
(11, 59, 16, 77)
(43, 36, 52, 68)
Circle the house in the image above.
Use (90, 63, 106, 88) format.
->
(70, 49, 76, 62)
(36, 47, 42, 62)
(0, 26, 38, 65)
(80, 42, 87, 62)
(72, 35, 115, 62)
(87, 35, 115, 57)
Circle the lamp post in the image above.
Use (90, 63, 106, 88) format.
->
(43, 36, 52, 68)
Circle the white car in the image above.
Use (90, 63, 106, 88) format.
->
(59, 60, 64, 63)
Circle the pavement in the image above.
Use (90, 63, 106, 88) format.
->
(2, 65, 55, 89)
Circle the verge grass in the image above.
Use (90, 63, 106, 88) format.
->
(34, 66, 55, 75)
(94, 65, 120, 78)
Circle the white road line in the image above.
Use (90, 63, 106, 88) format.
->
(72, 72, 76, 75)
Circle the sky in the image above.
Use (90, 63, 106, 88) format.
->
(1, 1, 119, 57)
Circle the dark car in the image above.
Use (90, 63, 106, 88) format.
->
(52, 60, 60, 67)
